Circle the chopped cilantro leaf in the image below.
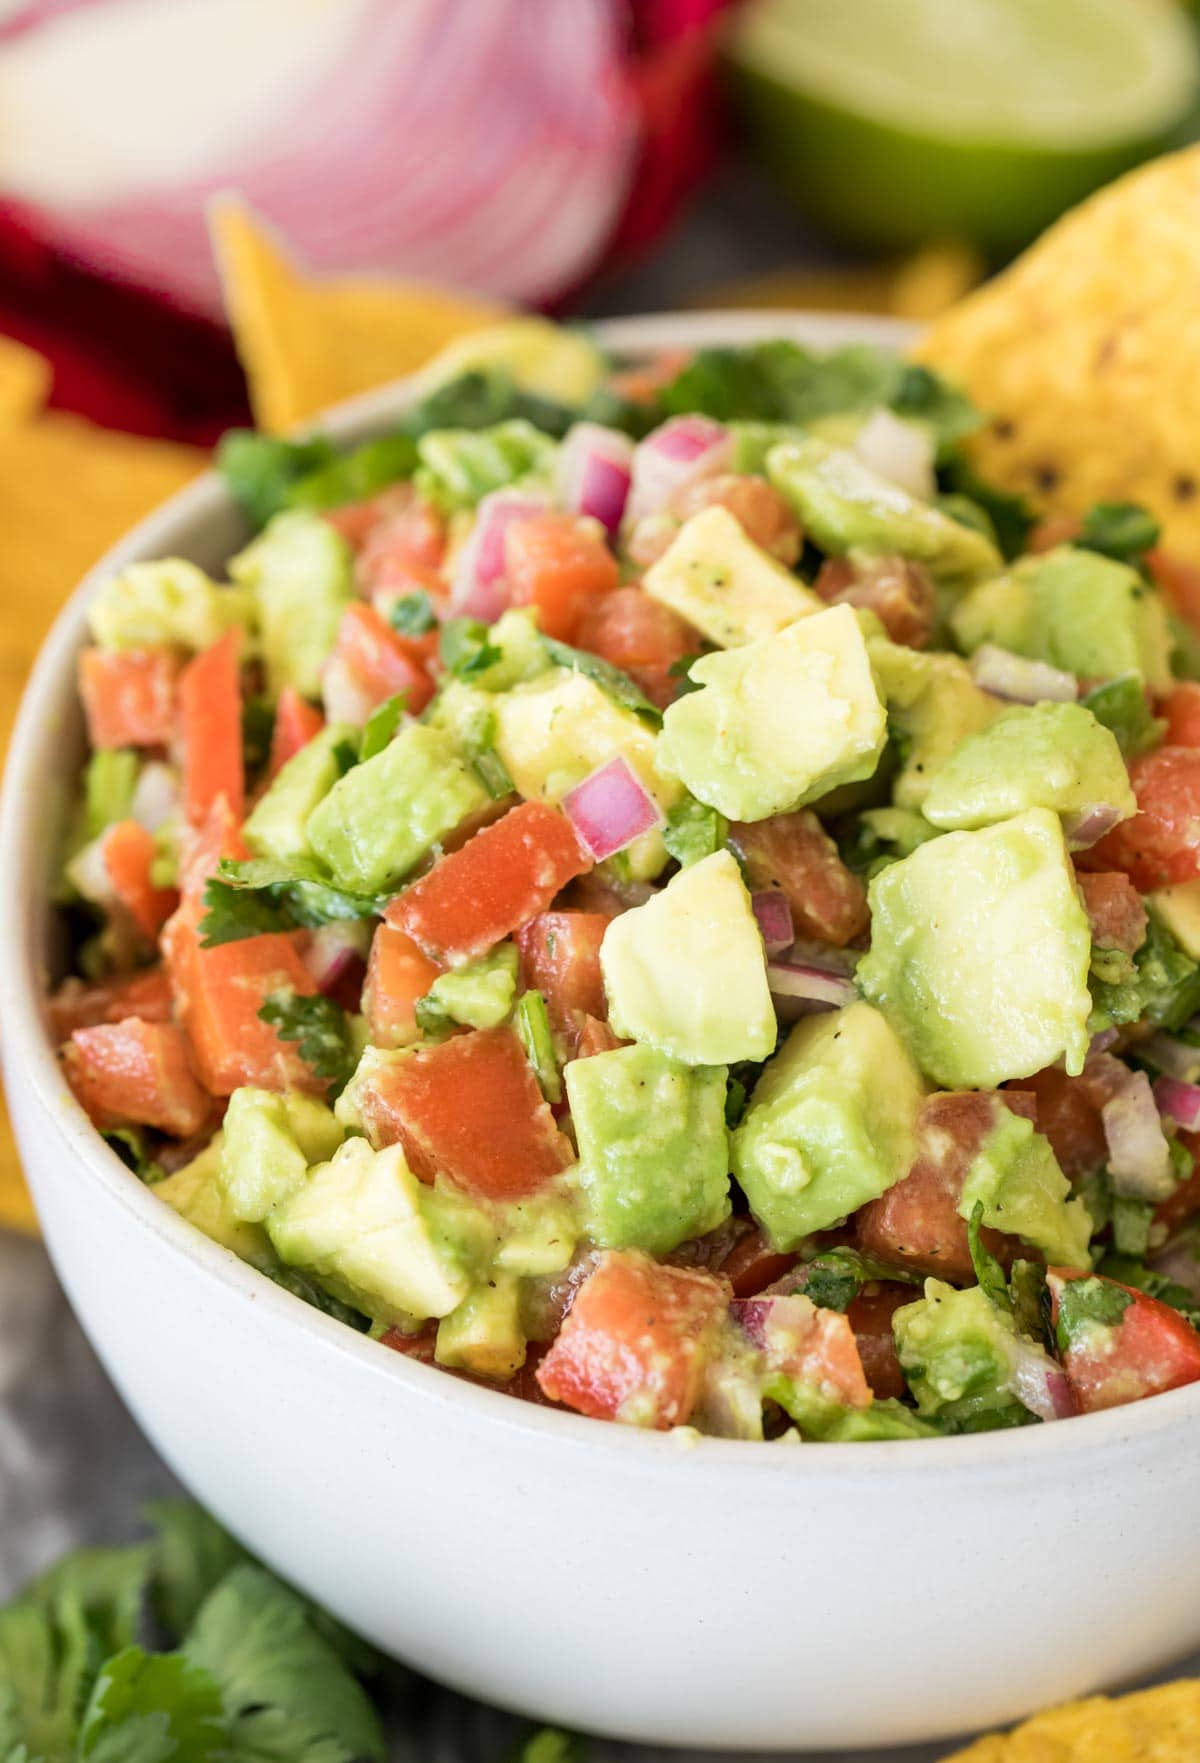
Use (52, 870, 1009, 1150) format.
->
(663, 798, 726, 868)
(1090, 913, 1200, 1034)
(1055, 1275, 1132, 1351)
(1081, 672, 1164, 758)
(217, 431, 337, 529)
(77, 1644, 227, 1760)
(440, 618, 503, 680)
(359, 693, 406, 763)
(1076, 500, 1161, 569)
(724, 1077, 748, 1130)
(200, 859, 382, 947)
(667, 653, 704, 698)
(1097, 1252, 1200, 1328)
(967, 1201, 1013, 1314)
(939, 457, 1035, 559)
(543, 637, 662, 726)
(798, 1254, 861, 1314)
(258, 990, 357, 1098)
(388, 590, 438, 636)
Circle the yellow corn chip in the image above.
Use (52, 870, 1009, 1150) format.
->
(209, 196, 508, 434)
(916, 146, 1200, 560)
(945, 1679, 1200, 1761)
(0, 333, 51, 431)
(698, 241, 985, 323)
(0, 413, 204, 1234)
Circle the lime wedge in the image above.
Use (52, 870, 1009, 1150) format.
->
(729, 0, 1200, 256)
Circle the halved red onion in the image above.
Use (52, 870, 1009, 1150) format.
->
(451, 489, 549, 621)
(1101, 1069, 1175, 1200)
(767, 960, 855, 1018)
(1153, 1076, 1200, 1132)
(751, 890, 794, 957)
(1140, 1032, 1200, 1083)
(563, 757, 663, 861)
(1010, 1338, 1075, 1423)
(557, 423, 633, 538)
(969, 645, 1077, 706)
(624, 415, 732, 527)
(1062, 804, 1127, 850)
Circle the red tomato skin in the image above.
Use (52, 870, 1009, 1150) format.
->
(730, 811, 868, 947)
(269, 687, 324, 778)
(48, 968, 174, 1040)
(1075, 870, 1147, 955)
(504, 512, 620, 643)
(574, 586, 693, 712)
(536, 1250, 729, 1428)
(516, 910, 610, 1046)
(334, 602, 434, 715)
(1049, 1268, 1200, 1413)
(355, 490, 446, 591)
(79, 647, 180, 750)
(179, 630, 244, 825)
(102, 819, 178, 938)
(1161, 682, 1200, 749)
(362, 923, 443, 1049)
(1083, 746, 1200, 891)
(386, 802, 590, 966)
(64, 1017, 210, 1137)
(357, 1025, 574, 1201)
(846, 1285, 912, 1402)
(1021, 1066, 1107, 1179)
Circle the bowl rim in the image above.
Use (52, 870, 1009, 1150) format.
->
(3, 305, 1197, 1476)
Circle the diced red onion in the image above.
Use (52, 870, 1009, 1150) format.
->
(303, 922, 370, 1007)
(624, 415, 732, 527)
(1153, 1076, 1200, 1132)
(1062, 804, 1127, 850)
(557, 423, 633, 538)
(562, 757, 663, 861)
(130, 762, 180, 832)
(1010, 1338, 1075, 1422)
(751, 890, 794, 957)
(451, 490, 549, 621)
(1140, 1032, 1200, 1084)
(767, 961, 855, 1018)
(852, 407, 935, 501)
(1089, 1027, 1121, 1057)
(969, 645, 1077, 706)
(1101, 1069, 1175, 1200)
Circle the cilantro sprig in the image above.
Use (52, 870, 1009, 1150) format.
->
(200, 859, 385, 948)
(259, 989, 358, 1099)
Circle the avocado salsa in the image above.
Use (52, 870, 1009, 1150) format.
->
(51, 333, 1200, 1439)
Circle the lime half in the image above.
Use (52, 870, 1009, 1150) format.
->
(729, 0, 1200, 256)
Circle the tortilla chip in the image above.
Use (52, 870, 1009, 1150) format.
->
(945, 1679, 1200, 1761)
(700, 241, 985, 323)
(916, 146, 1200, 561)
(0, 333, 51, 431)
(209, 195, 508, 434)
(0, 413, 204, 1234)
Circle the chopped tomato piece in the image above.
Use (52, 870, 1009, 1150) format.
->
(79, 647, 180, 750)
(847, 1284, 913, 1402)
(386, 802, 590, 965)
(574, 1015, 625, 1059)
(607, 349, 691, 406)
(268, 687, 324, 778)
(333, 602, 434, 716)
(179, 630, 244, 825)
(856, 1093, 1019, 1281)
(1083, 746, 1200, 891)
(730, 810, 868, 947)
(573, 585, 694, 711)
(1021, 1066, 1107, 1179)
(1161, 682, 1200, 749)
(48, 967, 174, 1039)
(718, 1223, 797, 1298)
(356, 1025, 574, 1200)
(734, 1293, 871, 1409)
(814, 555, 935, 650)
(362, 923, 443, 1049)
(1076, 870, 1148, 955)
(102, 819, 178, 938)
(536, 1250, 728, 1428)
(673, 474, 801, 565)
(517, 910, 610, 1046)
(63, 1017, 209, 1137)
(1049, 1268, 1200, 1412)
(1149, 547, 1200, 632)
(355, 489, 446, 592)
(503, 512, 620, 643)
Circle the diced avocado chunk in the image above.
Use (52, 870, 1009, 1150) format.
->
(88, 559, 255, 652)
(1149, 879, 1200, 961)
(643, 505, 820, 648)
(658, 603, 886, 821)
(952, 547, 1173, 693)
(601, 850, 776, 1065)
(231, 509, 354, 698)
(565, 1044, 730, 1254)
(893, 1280, 1028, 1424)
(732, 1001, 924, 1251)
(417, 318, 606, 405)
(435, 1272, 526, 1380)
(765, 437, 1000, 590)
(156, 1137, 270, 1264)
(492, 667, 680, 880)
(267, 1137, 485, 1324)
(868, 635, 1000, 809)
(492, 1190, 579, 1277)
(416, 420, 556, 512)
(421, 943, 518, 1030)
(922, 702, 1135, 841)
(858, 809, 1093, 1089)
(243, 723, 354, 863)
(306, 724, 488, 894)
(218, 1087, 344, 1224)
(959, 1106, 1092, 1269)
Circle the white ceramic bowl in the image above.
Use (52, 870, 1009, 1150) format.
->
(4, 313, 1200, 1754)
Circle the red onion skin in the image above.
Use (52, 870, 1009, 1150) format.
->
(578, 452, 632, 536)
(1154, 1076, 1200, 1132)
(563, 757, 663, 861)
(625, 416, 732, 525)
(767, 963, 855, 1014)
(1064, 805, 1126, 850)
(559, 424, 634, 537)
(970, 645, 1077, 706)
(452, 492, 548, 619)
